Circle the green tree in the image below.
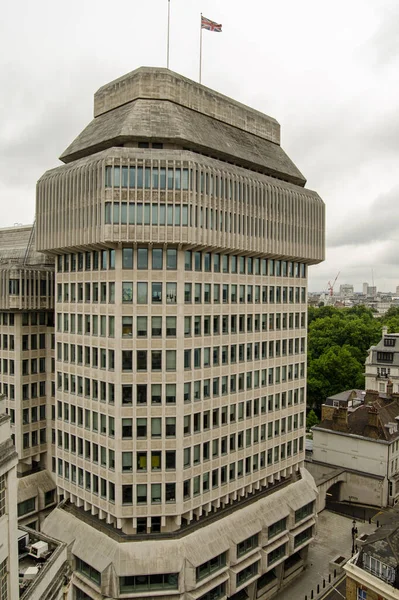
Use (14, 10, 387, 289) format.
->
(306, 409, 319, 430)
(307, 345, 365, 410)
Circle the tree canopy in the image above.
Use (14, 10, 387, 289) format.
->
(307, 305, 395, 412)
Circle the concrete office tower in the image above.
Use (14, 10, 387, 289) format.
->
(0, 226, 55, 476)
(0, 226, 57, 530)
(0, 396, 19, 600)
(38, 68, 325, 599)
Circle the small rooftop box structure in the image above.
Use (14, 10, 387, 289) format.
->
(29, 540, 48, 559)
(17, 529, 29, 552)
(23, 566, 39, 581)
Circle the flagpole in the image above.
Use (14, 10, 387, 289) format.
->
(199, 13, 203, 83)
(167, 0, 171, 69)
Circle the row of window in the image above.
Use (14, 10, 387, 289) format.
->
(59, 444, 176, 472)
(131, 312, 306, 338)
(56, 248, 307, 279)
(22, 405, 46, 424)
(21, 311, 54, 327)
(56, 433, 127, 471)
(105, 165, 191, 191)
(104, 199, 299, 240)
(58, 390, 303, 426)
(56, 357, 304, 404)
(105, 201, 189, 226)
(0, 312, 15, 326)
(56, 368, 303, 407)
(22, 428, 46, 450)
(8, 278, 52, 297)
(185, 283, 306, 305)
(0, 334, 15, 351)
(0, 357, 50, 377)
(56, 281, 306, 308)
(56, 340, 305, 374)
(56, 311, 306, 339)
(21, 357, 47, 376)
(185, 252, 306, 279)
(104, 163, 295, 208)
(57, 415, 176, 439)
(57, 249, 115, 273)
(5, 381, 48, 401)
(183, 412, 304, 441)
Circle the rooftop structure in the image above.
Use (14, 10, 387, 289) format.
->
(345, 514, 399, 599)
(17, 526, 68, 600)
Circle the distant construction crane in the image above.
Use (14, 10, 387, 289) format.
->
(327, 271, 340, 297)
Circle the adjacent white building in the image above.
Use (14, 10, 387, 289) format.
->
(312, 330, 399, 508)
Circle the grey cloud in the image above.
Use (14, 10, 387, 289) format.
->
(0, 60, 112, 189)
(328, 186, 399, 247)
(360, 3, 399, 68)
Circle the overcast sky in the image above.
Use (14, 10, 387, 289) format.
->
(1, 0, 398, 292)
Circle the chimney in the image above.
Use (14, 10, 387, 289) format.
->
(368, 406, 379, 428)
(383, 326, 388, 337)
(365, 389, 379, 405)
(332, 406, 348, 426)
(321, 404, 335, 421)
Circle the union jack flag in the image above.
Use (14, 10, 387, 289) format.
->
(201, 15, 222, 32)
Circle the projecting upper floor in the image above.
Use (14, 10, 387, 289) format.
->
(36, 67, 325, 262)
(0, 226, 54, 310)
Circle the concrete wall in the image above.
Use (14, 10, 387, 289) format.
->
(306, 460, 387, 511)
(339, 472, 386, 508)
(313, 429, 389, 478)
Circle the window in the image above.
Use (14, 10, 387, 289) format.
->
(152, 282, 162, 303)
(120, 574, 178, 593)
(196, 552, 226, 581)
(137, 282, 148, 303)
(152, 248, 163, 269)
(122, 247, 133, 269)
(122, 316, 133, 337)
(122, 282, 133, 302)
(166, 249, 177, 269)
(268, 543, 286, 566)
(197, 583, 226, 600)
(357, 590, 367, 600)
(76, 558, 101, 586)
(236, 561, 259, 587)
(18, 497, 36, 516)
(295, 502, 314, 522)
(268, 517, 287, 539)
(137, 248, 148, 269)
(377, 352, 394, 362)
(237, 534, 258, 557)
(362, 553, 396, 584)
(294, 526, 313, 548)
